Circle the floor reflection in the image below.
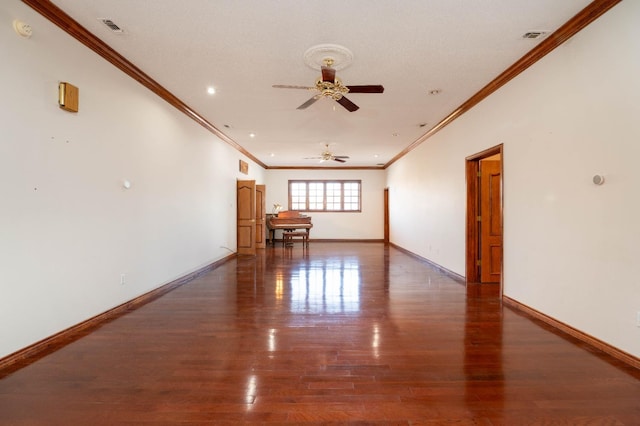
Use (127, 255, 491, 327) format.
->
(289, 257, 361, 313)
(464, 283, 504, 414)
(4, 243, 639, 424)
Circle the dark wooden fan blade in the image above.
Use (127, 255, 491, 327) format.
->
(297, 96, 320, 110)
(336, 96, 359, 112)
(273, 85, 314, 90)
(333, 157, 347, 163)
(333, 155, 350, 159)
(346, 85, 384, 93)
(321, 66, 336, 83)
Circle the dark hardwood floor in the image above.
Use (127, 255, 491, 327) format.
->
(1, 242, 638, 425)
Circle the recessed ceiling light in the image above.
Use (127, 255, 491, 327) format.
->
(249, 133, 256, 138)
(373, 154, 379, 158)
(428, 89, 442, 95)
(270, 153, 275, 157)
(419, 123, 428, 128)
(392, 133, 399, 137)
(207, 87, 216, 95)
(223, 124, 231, 128)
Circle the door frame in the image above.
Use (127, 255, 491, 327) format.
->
(255, 184, 266, 249)
(465, 144, 503, 288)
(383, 187, 389, 243)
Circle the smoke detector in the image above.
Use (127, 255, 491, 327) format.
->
(13, 20, 33, 38)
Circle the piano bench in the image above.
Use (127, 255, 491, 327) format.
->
(282, 231, 309, 247)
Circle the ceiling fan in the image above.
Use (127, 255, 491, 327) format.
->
(305, 144, 350, 163)
(273, 58, 384, 112)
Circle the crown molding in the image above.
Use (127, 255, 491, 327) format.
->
(384, 0, 622, 168)
(22, 0, 267, 169)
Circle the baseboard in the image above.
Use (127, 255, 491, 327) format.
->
(389, 242, 466, 284)
(503, 296, 640, 370)
(0, 253, 236, 374)
(390, 244, 640, 371)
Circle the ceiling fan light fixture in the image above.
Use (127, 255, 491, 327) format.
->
(275, 46, 383, 112)
(316, 77, 349, 100)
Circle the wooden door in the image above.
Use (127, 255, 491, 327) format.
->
(237, 180, 256, 256)
(255, 184, 266, 249)
(480, 160, 502, 283)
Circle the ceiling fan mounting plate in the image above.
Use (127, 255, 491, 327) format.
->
(303, 44, 353, 71)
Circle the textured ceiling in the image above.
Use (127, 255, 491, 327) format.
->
(49, 0, 594, 167)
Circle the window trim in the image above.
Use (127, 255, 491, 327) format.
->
(288, 180, 362, 213)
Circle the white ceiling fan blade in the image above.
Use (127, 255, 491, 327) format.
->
(272, 85, 314, 90)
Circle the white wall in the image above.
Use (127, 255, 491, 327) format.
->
(0, 2, 264, 358)
(265, 169, 385, 240)
(387, 1, 640, 357)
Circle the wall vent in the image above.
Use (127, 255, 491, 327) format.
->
(522, 31, 547, 39)
(98, 18, 123, 33)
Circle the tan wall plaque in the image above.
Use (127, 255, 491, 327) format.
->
(239, 159, 248, 175)
(59, 82, 79, 112)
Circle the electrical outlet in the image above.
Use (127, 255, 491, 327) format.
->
(120, 274, 126, 285)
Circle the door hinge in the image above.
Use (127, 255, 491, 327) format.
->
(477, 172, 482, 178)
(476, 260, 481, 266)
(477, 216, 481, 222)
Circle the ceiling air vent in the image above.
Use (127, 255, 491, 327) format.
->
(522, 31, 547, 39)
(98, 18, 123, 33)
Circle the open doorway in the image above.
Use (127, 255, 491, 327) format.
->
(465, 145, 503, 288)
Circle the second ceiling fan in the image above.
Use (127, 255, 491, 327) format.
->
(305, 144, 350, 163)
(273, 58, 384, 112)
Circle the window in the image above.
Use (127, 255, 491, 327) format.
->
(289, 180, 361, 212)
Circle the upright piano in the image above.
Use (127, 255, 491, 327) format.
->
(267, 211, 313, 245)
